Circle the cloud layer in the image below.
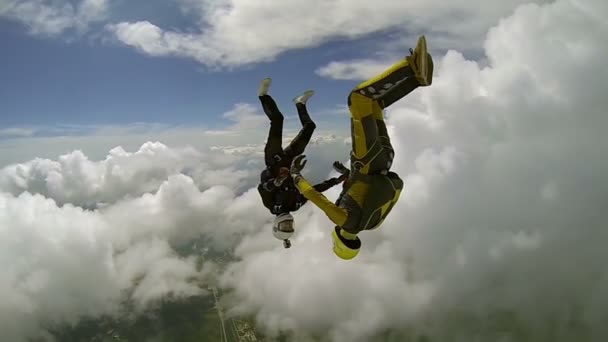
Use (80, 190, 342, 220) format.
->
(0, 187, 207, 341)
(107, 0, 543, 68)
(0, 130, 351, 339)
(0, 142, 228, 207)
(2, 0, 607, 341)
(217, 0, 608, 341)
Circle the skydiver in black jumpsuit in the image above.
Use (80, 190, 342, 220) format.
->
(256, 78, 346, 248)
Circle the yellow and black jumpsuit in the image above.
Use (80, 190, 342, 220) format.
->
(293, 42, 433, 239)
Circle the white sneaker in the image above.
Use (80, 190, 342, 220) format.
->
(293, 90, 314, 105)
(258, 78, 272, 96)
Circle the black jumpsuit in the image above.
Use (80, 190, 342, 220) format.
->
(256, 94, 342, 215)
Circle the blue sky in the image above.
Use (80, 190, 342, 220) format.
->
(0, 1, 392, 131)
(0, 26, 348, 128)
(0, 0, 525, 165)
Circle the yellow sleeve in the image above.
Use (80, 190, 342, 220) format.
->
(294, 176, 348, 226)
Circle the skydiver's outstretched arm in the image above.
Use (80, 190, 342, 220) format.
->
(289, 156, 350, 226)
(295, 175, 349, 226)
(295, 165, 347, 206)
(295, 175, 345, 209)
(283, 90, 316, 158)
(258, 78, 285, 167)
(332, 161, 350, 177)
(312, 162, 350, 192)
(259, 168, 277, 192)
(311, 176, 346, 192)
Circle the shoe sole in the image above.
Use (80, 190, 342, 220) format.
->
(415, 36, 429, 86)
(293, 90, 314, 104)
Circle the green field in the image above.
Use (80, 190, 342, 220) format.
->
(50, 294, 229, 342)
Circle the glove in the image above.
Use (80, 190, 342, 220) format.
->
(337, 173, 349, 183)
(273, 167, 290, 186)
(273, 176, 287, 187)
(290, 155, 307, 180)
(278, 167, 289, 178)
(333, 161, 349, 175)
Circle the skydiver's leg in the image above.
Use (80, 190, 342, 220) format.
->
(258, 79, 285, 166)
(352, 36, 433, 110)
(374, 112, 395, 170)
(347, 93, 384, 175)
(348, 36, 433, 174)
(261, 95, 284, 166)
(284, 90, 316, 158)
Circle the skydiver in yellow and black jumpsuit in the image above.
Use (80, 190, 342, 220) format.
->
(290, 36, 434, 259)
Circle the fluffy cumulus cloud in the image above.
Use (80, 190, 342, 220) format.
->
(0, 130, 350, 340)
(3, 0, 608, 341)
(0, 188, 205, 342)
(0, 141, 242, 207)
(107, 0, 544, 68)
(0, 130, 349, 206)
(0, 0, 109, 36)
(206, 103, 268, 135)
(216, 0, 608, 341)
(0, 149, 271, 341)
(315, 59, 395, 81)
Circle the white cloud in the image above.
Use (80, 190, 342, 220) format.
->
(315, 59, 395, 81)
(0, 0, 109, 36)
(0, 123, 226, 168)
(216, 0, 608, 341)
(0, 98, 351, 202)
(3, 1, 608, 341)
(205, 103, 267, 135)
(0, 120, 350, 341)
(0, 141, 257, 208)
(314, 104, 350, 118)
(0, 142, 301, 340)
(107, 0, 543, 68)
(0, 188, 211, 341)
(0, 127, 35, 138)
(0, 101, 350, 168)
(210, 133, 344, 155)
(0, 127, 349, 207)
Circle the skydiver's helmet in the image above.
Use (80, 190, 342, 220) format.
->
(331, 227, 361, 260)
(273, 213, 295, 248)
